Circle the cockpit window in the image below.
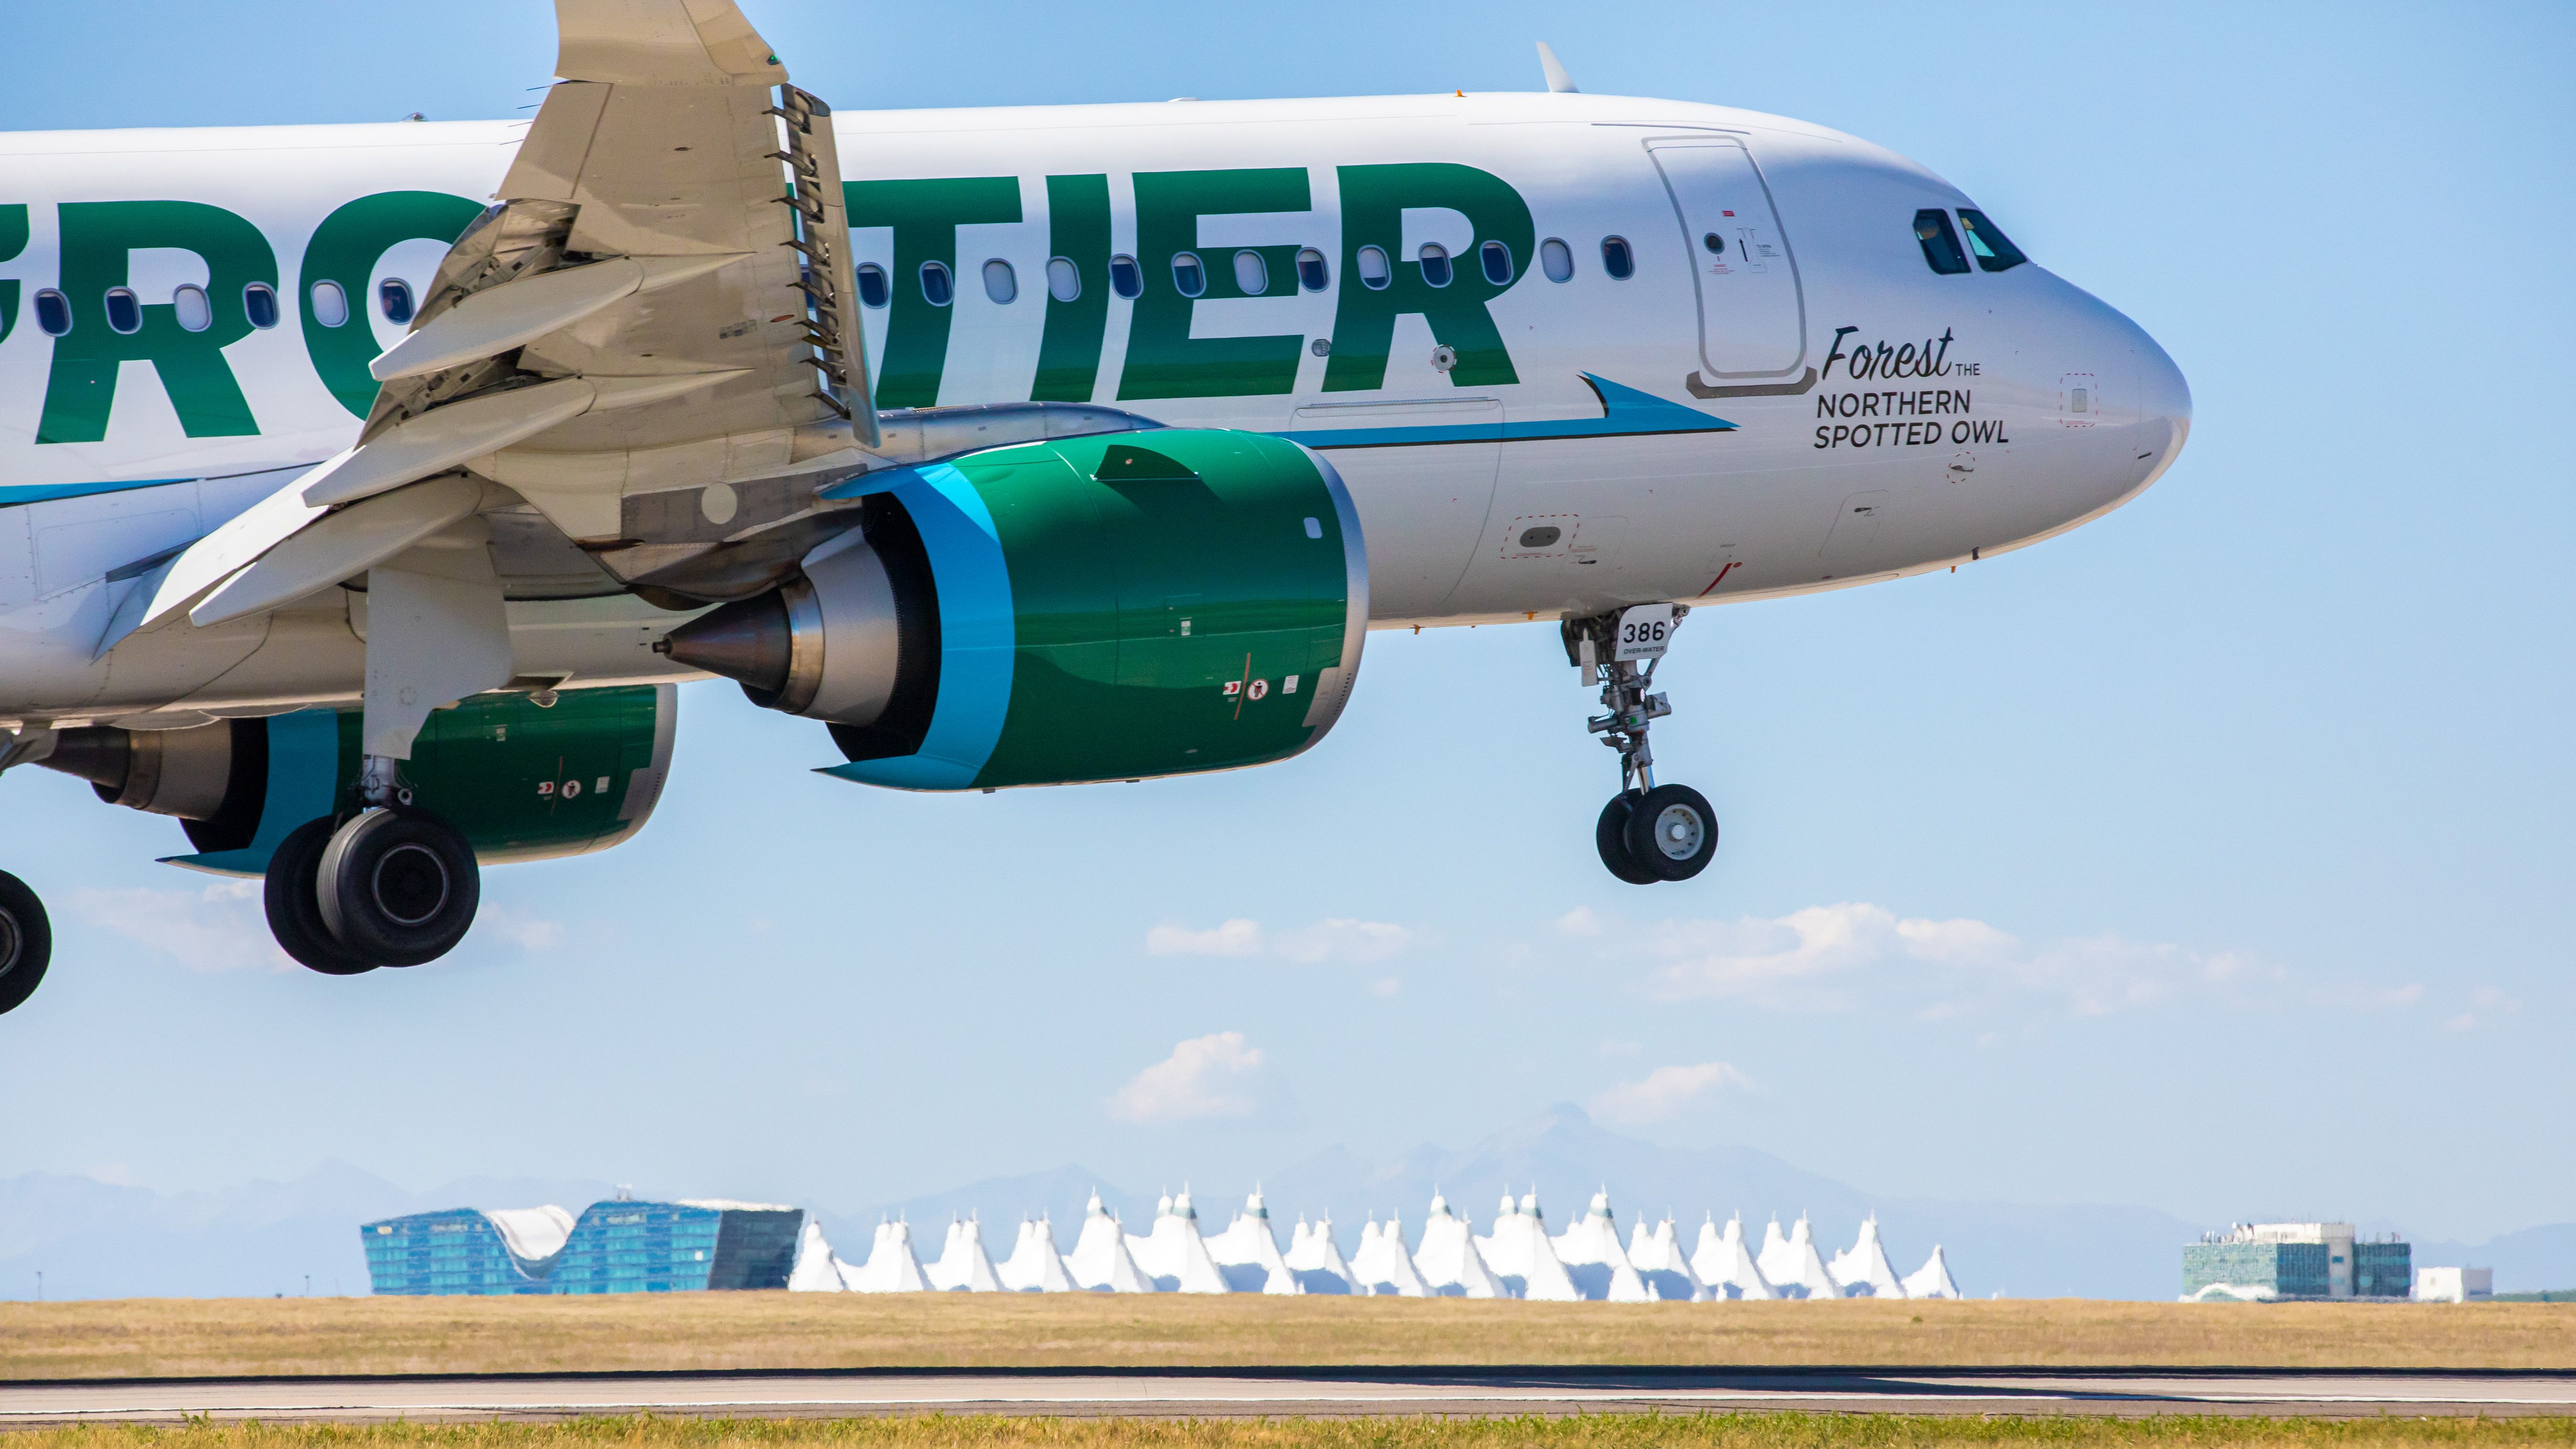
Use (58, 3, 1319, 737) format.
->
(1913, 209, 1969, 275)
(1957, 209, 2028, 272)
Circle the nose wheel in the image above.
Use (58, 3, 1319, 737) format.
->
(1568, 605, 1719, 885)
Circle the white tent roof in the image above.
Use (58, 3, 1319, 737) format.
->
(1691, 1214, 1776, 1300)
(1474, 1189, 1582, 1302)
(1349, 1213, 1433, 1297)
(1762, 1214, 1840, 1299)
(925, 1216, 1006, 1292)
(1124, 1188, 1229, 1293)
(484, 1206, 576, 1267)
(1627, 1215, 1710, 1302)
(1205, 1188, 1300, 1294)
(844, 1219, 931, 1293)
(1549, 1189, 1651, 1303)
(786, 1218, 846, 1293)
(997, 1215, 1077, 1293)
(1066, 1192, 1155, 1293)
(1902, 1243, 1962, 1300)
(1414, 1192, 1505, 1300)
(1826, 1215, 1908, 1299)
(1283, 1214, 1358, 1294)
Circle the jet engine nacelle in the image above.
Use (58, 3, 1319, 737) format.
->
(39, 686, 676, 873)
(661, 429, 1368, 791)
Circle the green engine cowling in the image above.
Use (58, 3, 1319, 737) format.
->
(39, 686, 676, 876)
(662, 428, 1368, 791)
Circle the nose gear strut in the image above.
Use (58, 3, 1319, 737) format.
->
(1565, 605, 1720, 884)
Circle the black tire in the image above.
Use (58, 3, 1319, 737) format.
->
(1595, 792, 1659, 885)
(263, 817, 381, 976)
(0, 869, 53, 1016)
(318, 807, 479, 967)
(1623, 782, 1719, 882)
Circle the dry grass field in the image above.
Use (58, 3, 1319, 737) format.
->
(10, 1416, 2576, 1449)
(0, 1295, 2570, 1380)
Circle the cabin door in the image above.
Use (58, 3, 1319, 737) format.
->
(1646, 139, 1807, 380)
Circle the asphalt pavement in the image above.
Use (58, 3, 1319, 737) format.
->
(5, 1366, 2575, 1423)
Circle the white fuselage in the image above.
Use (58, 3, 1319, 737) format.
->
(0, 92, 2188, 728)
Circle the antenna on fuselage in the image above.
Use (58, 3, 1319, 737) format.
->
(1535, 42, 1579, 94)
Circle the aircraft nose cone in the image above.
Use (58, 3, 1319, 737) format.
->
(2141, 333, 2192, 441)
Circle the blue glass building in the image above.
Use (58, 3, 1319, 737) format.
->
(363, 1199, 804, 1296)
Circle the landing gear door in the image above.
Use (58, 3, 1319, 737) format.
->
(1646, 139, 1807, 380)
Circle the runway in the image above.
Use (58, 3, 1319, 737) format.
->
(6, 1367, 2576, 1423)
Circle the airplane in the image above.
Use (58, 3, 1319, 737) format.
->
(0, 2, 2190, 1014)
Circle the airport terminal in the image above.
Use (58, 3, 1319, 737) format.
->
(362, 1196, 804, 1296)
(363, 1186, 1963, 1302)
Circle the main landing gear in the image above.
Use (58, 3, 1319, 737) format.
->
(1566, 604, 1719, 885)
(263, 761, 480, 975)
(0, 869, 52, 1017)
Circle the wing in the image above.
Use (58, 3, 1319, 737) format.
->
(145, 0, 880, 635)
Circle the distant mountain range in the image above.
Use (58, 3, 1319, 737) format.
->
(6, 1104, 2570, 1301)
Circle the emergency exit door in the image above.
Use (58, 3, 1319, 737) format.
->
(1647, 139, 1807, 379)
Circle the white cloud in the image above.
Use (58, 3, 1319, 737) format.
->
(478, 907, 567, 951)
(1555, 906, 1607, 937)
(1107, 1032, 1281, 1125)
(73, 880, 568, 970)
(70, 880, 291, 973)
(1147, 918, 1264, 957)
(1591, 1062, 1753, 1124)
(1274, 918, 1414, 963)
(1637, 902, 2289, 1017)
(1146, 917, 1413, 963)
(1367, 977, 1401, 998)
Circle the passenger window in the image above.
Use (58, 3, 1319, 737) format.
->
(378, 278, 415, 325)
(310, 280, 351, 327)
(1957, 209, 2028, 272)
(919, 260, 954, 306)
(1479, 240, 1514, 286)
(982, 258, 1018, 304)
(1600, 236, 1634, 280)
(242, 282, 280, 330)
(1914, 209, 1970, 275)
(1171, 251, 1205, 298)
(33, 288, 71, 336)
(855, 263, 889, 309)
(1296, 247, 1329, 292)
(171, 285, 213, 334)
(1418, 243, 1453, 288)
(1232, 249, 1268, 296)
(1356, 245, 1391, 291)
(104, 288, 142, 334)
(1045, 257, 1081, 303)
(1109, 254, 1143, 300)
(1539, 238, 1574, 282)
(1702, 231, 1725, 255)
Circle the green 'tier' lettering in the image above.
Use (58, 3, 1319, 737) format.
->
(301, 191, 486, 417)
(845, 177, 1022, 409)
(37, 201, 278, 444)
(1030, 175, 1110, 403)
(1120, 168, 1310, 401)
(0, 206, 27, 346)
(1324, 163, 1533, 392)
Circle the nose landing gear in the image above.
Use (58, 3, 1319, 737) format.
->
(1567, 605, 1719, 885)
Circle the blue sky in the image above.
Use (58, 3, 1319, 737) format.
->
(0, 0, 2569, 1250)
